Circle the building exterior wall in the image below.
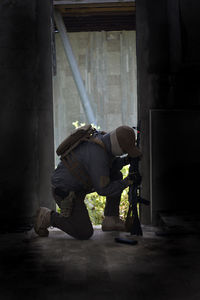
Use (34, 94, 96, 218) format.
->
(53, 30, 137, 157)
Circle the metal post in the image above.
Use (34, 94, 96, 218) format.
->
(54, 9, 96, 125)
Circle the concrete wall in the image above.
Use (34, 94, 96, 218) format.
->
(0, 0, 55, 231)
(53, 30, 137, 158)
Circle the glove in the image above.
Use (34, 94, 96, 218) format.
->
(124, 173, 141, 186)
(124, 155, 132, 165)
(128, 172, 142, 185)
(124, 176, 134, 186)
(124, 156, 141, 166)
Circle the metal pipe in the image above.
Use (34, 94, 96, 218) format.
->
(54, 9, 96, 125)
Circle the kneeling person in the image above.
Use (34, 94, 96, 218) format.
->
(34, 125, 141, 239)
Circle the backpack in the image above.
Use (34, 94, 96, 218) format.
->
(56, 124, 96, 158)
(56, 124, 106, 191)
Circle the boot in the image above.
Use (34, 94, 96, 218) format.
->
(102, 216, 125, 231)
(34, 207, 51, 237)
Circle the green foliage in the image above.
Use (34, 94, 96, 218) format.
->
(84, 165, 130, 225)
(72, 120, 100, 130)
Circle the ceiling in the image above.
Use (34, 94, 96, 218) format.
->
(53, 0, 136, 32)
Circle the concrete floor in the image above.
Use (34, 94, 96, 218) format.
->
(0, 226, 200, 300)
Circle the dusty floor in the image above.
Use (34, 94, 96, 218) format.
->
(0, 226, 200, 300)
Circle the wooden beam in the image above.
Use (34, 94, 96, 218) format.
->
(53, 0, 136, 32)
(58, 6, 135, 17)
(62, 15, 136, 31)
(53, 0, 135, 5)
(55, 2, 135, 8)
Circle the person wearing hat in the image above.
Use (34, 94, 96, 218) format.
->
(34, 125, 142, 239)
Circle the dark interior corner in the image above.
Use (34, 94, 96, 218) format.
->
(136, 0, 200, 225)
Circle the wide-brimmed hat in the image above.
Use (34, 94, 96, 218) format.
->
(115, 125, 142, 158)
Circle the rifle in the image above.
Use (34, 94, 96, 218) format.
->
(115, 124, 150, 245)
(125, 125, 150, 236)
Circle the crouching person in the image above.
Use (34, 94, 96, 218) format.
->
(34, 125, 142, 239)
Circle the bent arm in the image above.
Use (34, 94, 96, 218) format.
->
(87, 147, 129, 196)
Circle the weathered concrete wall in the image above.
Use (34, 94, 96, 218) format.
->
(0, 0, 55, 231)
(53, 30, 137, 157)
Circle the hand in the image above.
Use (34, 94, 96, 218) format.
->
(127, 179, 134, 186)
(124, 155, 132, 165)
(124, 156, 141, 165)
(128, 172, 142, 185)
(124, 176, 133, 186)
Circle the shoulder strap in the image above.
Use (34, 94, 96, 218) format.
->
(62, 151, 93, 191)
